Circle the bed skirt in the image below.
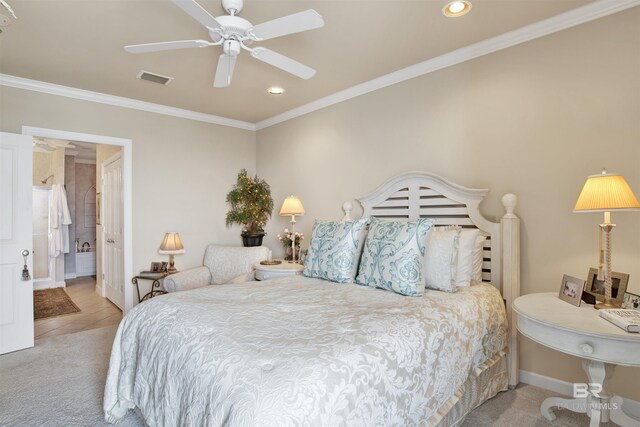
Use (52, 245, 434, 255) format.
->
(432, 351, 509, 427)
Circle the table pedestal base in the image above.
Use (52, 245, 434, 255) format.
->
(541, 359, 638, 427)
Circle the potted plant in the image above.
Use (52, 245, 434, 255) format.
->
(225, 169, 274, 247)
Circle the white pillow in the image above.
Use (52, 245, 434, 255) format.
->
(454, 229, 480, 288)
(471, 235, 487, 285)
(424, 228, 460, 293)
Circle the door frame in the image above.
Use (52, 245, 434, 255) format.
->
(22, 126, 134, 313)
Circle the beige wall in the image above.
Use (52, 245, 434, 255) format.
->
(256, 11, 640, 399)
(1, 85, 257, 304)
(32, 151, 52, 186)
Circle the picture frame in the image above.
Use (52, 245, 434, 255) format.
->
(96, 193, 102, 225)
(160, 261, 168, 272)
(558, 274, 585, 306)
(584, 267, 629, 306)
(150, 262, 164, 273)
(622, 292, 640, 311)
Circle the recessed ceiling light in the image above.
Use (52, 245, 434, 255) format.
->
(267, 86, 285, 95)
(443, 1, 472, 17)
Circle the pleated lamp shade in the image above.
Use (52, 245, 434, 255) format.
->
(574, 173, 640, 212)
(279, 196, 305, 216)
(158, 232, 185, 254)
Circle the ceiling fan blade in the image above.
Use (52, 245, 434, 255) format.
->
(171, 0, 221, 29)
(125, 40, 211, 53)
(250, 10, 324, 41)
(214, 54, 237, 88)
(250, 47, 316, 79)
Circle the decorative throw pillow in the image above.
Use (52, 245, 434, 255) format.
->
(303, 218, 370, 283)
(471, 235, 487, 285)
(454, 229, 481, 288)
(355, 217, 435, 296)
(424, 228, 460, 292)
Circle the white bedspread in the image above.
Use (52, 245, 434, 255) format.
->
(104, 277, 507, 426)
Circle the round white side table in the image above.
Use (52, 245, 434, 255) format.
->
(513, 293, 640, 427)
(254, 260, 303, 281)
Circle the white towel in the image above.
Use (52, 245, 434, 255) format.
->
(49, 184, 72, 259)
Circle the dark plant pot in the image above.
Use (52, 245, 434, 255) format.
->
(242, 234, 264, 247)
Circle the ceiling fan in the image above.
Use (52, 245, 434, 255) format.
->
(124, 0, 324, 87)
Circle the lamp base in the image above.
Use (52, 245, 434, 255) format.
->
(594, 299, 621, 310)
(167, 255, 177, 273)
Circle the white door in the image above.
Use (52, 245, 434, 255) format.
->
(0, 132, 34, 354)
(102, 153, 124, 309)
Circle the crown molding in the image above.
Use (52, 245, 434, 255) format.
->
(1, 0, 637, 133)
(255, 0, 640, 130)
(0, 74, 256, 132)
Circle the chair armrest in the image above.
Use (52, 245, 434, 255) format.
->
(164, 266, 212, 293)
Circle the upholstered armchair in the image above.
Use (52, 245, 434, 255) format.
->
(163, 245, 270, 293)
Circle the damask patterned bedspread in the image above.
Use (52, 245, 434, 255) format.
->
(104, 277, 507, 426)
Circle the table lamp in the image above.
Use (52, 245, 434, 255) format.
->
(159, 232, 185, 273)
(574, 170, 639, 309)
(279, 196, 305, 263)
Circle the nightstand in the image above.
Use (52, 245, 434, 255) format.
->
(132, 271, 171, 302)
(254, 261, 303, 281)
(513, 292, 640, 427)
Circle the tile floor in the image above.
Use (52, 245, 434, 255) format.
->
(34, 277, 122, 339)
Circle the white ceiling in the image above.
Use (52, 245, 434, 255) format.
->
(0, 0, 596, 123)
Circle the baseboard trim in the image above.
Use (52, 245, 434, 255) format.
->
(95, 284, 103, 297)
(520, 369, 640, 419)
(33, 280, 65, 290)
(65, 273, 77, 280)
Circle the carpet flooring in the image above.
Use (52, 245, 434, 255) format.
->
(33, 288, 81, 320)
(0, 325, 623, 427)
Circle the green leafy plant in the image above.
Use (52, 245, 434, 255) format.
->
(225, 169, 274, 236)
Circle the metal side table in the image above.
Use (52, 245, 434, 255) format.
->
(132, 272, 169, 302)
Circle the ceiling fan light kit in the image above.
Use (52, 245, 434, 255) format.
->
(124, 0, 324, 88)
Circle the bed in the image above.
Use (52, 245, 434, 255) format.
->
(104, 171, 521, 426)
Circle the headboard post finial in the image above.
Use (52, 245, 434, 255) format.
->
(502, 193, 518, 218)
(342, 201, 353, 222)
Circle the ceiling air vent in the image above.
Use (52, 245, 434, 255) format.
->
(136, 70, 173, 85)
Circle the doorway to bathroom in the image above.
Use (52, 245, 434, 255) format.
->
(30, 136, 125, 339)
(0, 127, 132, 355)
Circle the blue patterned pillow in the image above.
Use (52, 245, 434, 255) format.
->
(355, 217, 435, 296)
(303, 218, 370, 283)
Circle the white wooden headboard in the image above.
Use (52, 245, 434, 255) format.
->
(344, 171, 521, 388)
